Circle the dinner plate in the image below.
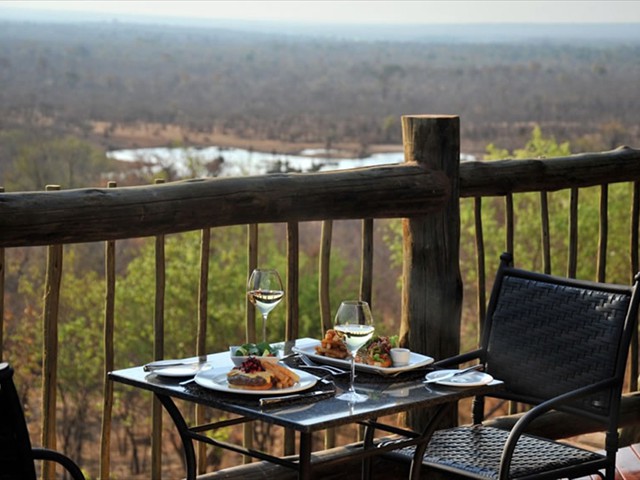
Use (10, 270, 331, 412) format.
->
(194, 367, 317, 395)
(292, 341, 434, 376)
(152, 363, 211, 377)
(424, 369, 494, 387)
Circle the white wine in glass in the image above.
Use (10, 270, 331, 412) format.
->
(247, 269, 284, 343)
(334, 300, 374, 403)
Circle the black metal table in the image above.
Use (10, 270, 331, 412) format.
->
(109, 339, 502, 479)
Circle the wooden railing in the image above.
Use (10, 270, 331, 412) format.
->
(1, 115, 640, 478)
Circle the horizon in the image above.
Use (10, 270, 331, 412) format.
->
(2, 0, 640, 25)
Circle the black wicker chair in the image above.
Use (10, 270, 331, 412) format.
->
(383, 252, 640, 480)
(0, 362, 85, 480)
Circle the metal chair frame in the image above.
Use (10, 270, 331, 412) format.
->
(0, 362, 85, 480)
(384, 252, 640, 480)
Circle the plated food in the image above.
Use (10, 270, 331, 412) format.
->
(227, 357, 300, 390)
(314, 329, 349, 359)
(314, 330, 400, 367)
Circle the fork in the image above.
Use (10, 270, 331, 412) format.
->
(297, 354, 348, 375)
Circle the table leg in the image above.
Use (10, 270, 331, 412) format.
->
(299, 432, 312, 479)
(361, 421, 377, 480)
(155, 394, 197, 480)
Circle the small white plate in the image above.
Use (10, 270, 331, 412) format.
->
(292, 341, 434, 376)
(194, 367, 317, 396)
(152, 363, 210, 377)
(424, 369, 494, 387)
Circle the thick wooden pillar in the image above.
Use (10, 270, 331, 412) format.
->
(400, 115, 461, 430)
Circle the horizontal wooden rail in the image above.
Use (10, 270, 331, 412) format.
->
(460, 146, 640, 197)
(0, 164, 448, 248)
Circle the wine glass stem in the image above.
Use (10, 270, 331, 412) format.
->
(262, 314, 268, 343)
(349, 354, 357, 394)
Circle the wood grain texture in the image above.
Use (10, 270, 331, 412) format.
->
(459, 146, 640, 197)
(0, 165, 449, 247)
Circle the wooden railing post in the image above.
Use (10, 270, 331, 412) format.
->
(42, 184, 63, 480)
(152, 179, 165, 480)
(400, 115, 461, 430)
(100, 181, 117, 480)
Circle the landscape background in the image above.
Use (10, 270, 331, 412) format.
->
(1, 2, 639, 478)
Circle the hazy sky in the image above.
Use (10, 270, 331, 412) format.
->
(2, 0, 640, 24)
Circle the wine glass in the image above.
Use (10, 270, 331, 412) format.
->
(247, 269, 284, 343)
(333, 300, 375, 403)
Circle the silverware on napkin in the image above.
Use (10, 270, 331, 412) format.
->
(259, 389, 335, 408)
(423, 364, 484, 384)
(143, 358, 207, 372)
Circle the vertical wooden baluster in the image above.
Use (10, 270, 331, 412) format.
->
(474, 197, 486, 339)
(540, 191, 551, 274)
(0, 186, 4, 362)
(630, 182, 639, 391)
(360, 219, 374, 307)
(244, 224, 258, 463)
(319, 220, 336, 449)
(246, 225, 258, 343)
(597, 184, 609, 282)
(196, 227, 210, 474)
(100, 181, 117, 480)
(505, 193, 514, 256)
(319, 220, 333, 334)
(286, 222, 299, 343)
(284, 222, 299, 456)
(42, 184, 63, 480)
(567, 188, 579, 279)
(152, 179, 165, 480)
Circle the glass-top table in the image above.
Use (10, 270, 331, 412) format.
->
(109, 338, 502, 479)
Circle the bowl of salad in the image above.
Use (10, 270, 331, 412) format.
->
(229, 342, 280, 367)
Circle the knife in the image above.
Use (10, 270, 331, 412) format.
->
(423, 364, 484, 384)
(259, 389, 335, 407)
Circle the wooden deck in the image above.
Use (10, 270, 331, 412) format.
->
(576, 443, 640, 480)
(194, 441, 640, 479)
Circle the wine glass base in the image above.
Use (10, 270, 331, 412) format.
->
(336, 391, 368, 403)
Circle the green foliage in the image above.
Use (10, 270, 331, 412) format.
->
(384, 125, 634, 355)
(2, 131, 116, 191)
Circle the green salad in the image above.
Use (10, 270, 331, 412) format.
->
(232, 342, 279, 357)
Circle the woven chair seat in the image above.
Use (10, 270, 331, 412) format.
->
(391, 425, 605, 479)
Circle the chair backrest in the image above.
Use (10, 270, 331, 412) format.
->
(482, 253, 640, 421)
(0, 362, 37, 480)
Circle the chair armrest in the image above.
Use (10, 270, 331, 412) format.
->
(432, 349, 483, 368)
(497, 377, 615, 480)
(32, 447, 86, 480)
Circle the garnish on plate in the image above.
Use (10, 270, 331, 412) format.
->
(355, 335, 399, 368)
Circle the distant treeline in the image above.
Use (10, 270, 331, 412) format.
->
(0, 20, 639, 154)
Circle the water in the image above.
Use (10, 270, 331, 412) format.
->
(107, 145, 476, 178)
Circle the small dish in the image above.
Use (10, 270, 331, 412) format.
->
(390, 348, 411, 367)
(424, 369, 493, 387)
(152, 363, 210, 377)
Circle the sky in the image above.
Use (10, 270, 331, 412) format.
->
(1, 0, 640, 24)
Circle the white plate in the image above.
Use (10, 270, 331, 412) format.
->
(194, 367, 317, 396)
(292, 341, 434, 376)
(424, 369, 494, 387)
(152, 363, 210, 377)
